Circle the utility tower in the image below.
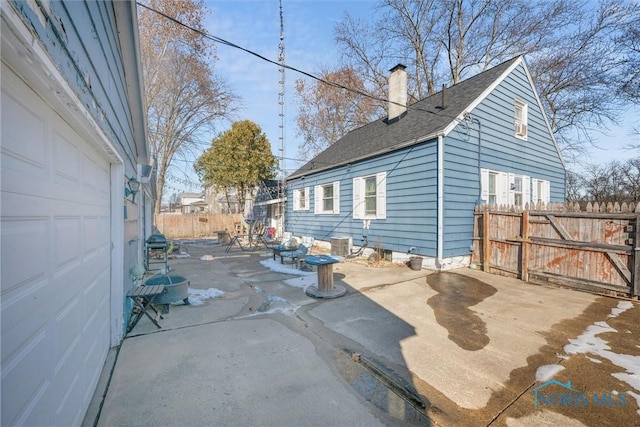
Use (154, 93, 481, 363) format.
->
(277, 0, 286, 236)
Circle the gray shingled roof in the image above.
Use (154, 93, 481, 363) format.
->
(287, 56, 521, 179)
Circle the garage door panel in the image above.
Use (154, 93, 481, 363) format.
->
(1, 302, 52, 369)
(53, 216, 82, 273)
(82, 153, 107, 193)
(0, 276, 51, 338)
(54, 373, 86, 427)
(0, 217, 49, 294)
(2, 165, 109, 217)
(53, 298, 82, 372)
(83, 273, 110, 326)
(1, 326, 51, 427)
(0, 88, 48, 177)
(53, 129, 82, 184)
(82, 216, 105, 257)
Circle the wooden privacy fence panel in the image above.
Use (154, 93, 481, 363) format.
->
(472, 202, 639, 298)
(155, 213, 244, 239)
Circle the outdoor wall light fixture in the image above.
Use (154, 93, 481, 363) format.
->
(125, 177, 140, 203)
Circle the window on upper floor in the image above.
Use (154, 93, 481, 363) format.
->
(515, 99, 528, 140)
(292, 187, 309, 211)
(353, 172, 387, 219)
(314, 181, 340, 214)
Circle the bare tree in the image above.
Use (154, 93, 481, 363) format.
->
(565, 169, 584, 203)
(330, 0, 638, 165)
(138, 0, 238, 213)
(621, 157, 640, 201)
(578, 158, 640, 203)
(294, 67, 377, 160)
(615, 16, 640, 148)
(615, 19, 640, 105)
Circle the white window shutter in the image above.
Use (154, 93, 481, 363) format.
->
(376, 172, 387, 219)
(293, 189, 300, 210)
(353, 177, 363, 219)
(507, 173, 515, 205)
(523, 176, 530, 208)
(303, 187, 309, 210)
(333, 181, 340, 214)
(314, 185, 321, 214)
(542, 180, 550, 203)
(480, 169, 489, 203)
(532, 179, 539, 205)
(498, 172, 509, 206)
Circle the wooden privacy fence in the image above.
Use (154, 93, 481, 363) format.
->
(155, 213, 245, 239)
(472, 201, 640, 298)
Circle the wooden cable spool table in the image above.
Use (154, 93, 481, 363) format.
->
(303, 255, 346, 298)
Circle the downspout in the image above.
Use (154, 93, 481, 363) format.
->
(437, 135, 444, 268)
(462, 113, 483, 203)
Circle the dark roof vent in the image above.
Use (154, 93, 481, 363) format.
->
(436, 84, 447, 110)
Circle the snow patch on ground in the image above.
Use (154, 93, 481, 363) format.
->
(188, 288, 224, 305)
(259, 259, 315, 276)
(535, 364, 566, 382)
(562, 301, 640, 415)
(608, 301, 634, 318)
(238, 285, 300, 318)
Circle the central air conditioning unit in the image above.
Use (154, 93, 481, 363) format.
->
(137, 164, 153, 183)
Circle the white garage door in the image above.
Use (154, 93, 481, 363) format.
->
(1, 65, 112, 426)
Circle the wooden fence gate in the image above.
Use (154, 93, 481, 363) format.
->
(472, 202, 639, 298)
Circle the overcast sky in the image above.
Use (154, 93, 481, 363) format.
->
(163, 0, 639, 195)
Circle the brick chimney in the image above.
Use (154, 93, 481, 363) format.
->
(388, 64, 407, 121)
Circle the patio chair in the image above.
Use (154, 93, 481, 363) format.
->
(279, 244, 309, 269)
(225, 228, 249, 253)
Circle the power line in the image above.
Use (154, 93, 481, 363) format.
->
(135, 1, 460, 122)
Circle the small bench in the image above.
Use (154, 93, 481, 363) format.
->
(126, 284, 166, 333)
(279, 244, 309, 269)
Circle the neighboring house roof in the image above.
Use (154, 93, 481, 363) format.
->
(288, 56, 531, 180)
(180, 192, 204, 199)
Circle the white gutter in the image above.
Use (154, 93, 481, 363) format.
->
(437, 135, 444, 268)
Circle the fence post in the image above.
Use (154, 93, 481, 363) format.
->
(634, 215, 640, 298)
(521, 210, 529, 282)
(482, 210, 490, 272)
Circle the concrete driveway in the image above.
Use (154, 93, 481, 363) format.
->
(86, 240, 639, 426)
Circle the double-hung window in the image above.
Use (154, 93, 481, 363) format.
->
(353, 172, 386, 219)
(531, 178, 550, 205)
(314, 182, 340, 214)
(515, 99, 528, 139)
(292, 187, 309, 211)
(488, 171, 498, 206)
(508, 173, 530, 208)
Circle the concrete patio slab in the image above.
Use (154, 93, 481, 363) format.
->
(86, 241, 640, 427)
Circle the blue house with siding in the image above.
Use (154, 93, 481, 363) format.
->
(285, 56, 565, 269)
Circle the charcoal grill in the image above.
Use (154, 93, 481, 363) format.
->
(145, 234, 168, 272)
